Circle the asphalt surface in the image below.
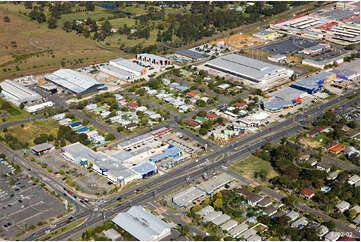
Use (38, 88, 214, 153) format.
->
(38, 90, 360, 241)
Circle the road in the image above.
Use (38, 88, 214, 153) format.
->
(0, 89, 353, 240)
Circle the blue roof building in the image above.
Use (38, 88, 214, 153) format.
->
(70, 121, 82, 128)
(131, 162, 158, 178)
(290, 72, 335, 94)
(150, 145, 183, 163)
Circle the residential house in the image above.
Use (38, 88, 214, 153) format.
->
(263, 206, 278, 216)
(206, 113, 218, 119)
(335, 201, 351, 213)
(301, 188, 315, 199)
(248, 194, 264, 206)
(348, 175, 360, 186)
(308, 126, 333, 137)
(185, 120, 201, 129)
(324, 231, 341, 241)
(317, 225, 329, 237)
(316, 162, 332, 173)
(186, 91, 199, 98)
(258, 197, 272, 208)
(291, 217, 308, 229)
(328, 144, 346, 155)
(328, 170, 340, 180)
(286, 211, 299, 221)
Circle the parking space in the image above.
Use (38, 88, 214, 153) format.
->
(259, 37, 319, 55)
(0, 175, 65, 240)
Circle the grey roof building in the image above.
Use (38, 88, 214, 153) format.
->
(205, 54, 293, 84)
(109, 57, 145, 75)
(228, 223, 249, 238)
(112, 206, 172, 241)
(220, 219, 238, 232)
(175, 49, 209, 60)
(172, 186, 205, 208)
(100, 63, 135, 80)
(45, 69, 105, 94)
(0, 79, 43, 106)
(196, 206, 214, 217)
(197, 173, 234, 195)
(203, 211, 223, 223)
(291, 217, 308, 229)
(136, 53, 171, 65)
(290, 72, 334, 94)
(212, 214, 231, 226)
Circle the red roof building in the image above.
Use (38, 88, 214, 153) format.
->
(128, 102, 138, 108)
(235, 102, 247, 108)
(206, 113, 217, 119)
(184, 120, 201, 129)
(329, 144, 345, 154)
(301, 188, 315, 199)
(339, 236, 355, 241)
(186, 91, 198, 98)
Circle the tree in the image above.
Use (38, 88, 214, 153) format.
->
(323, 221, 336, 230)
(199, 127, 208, 136)
(105, 133, 115, 141)
(213, 198, 223, 209)
(349, 209, 357, 219)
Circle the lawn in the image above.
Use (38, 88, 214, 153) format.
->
(231, 155, 278, 181)
(4, 119, 59, 146)
(0, 99, 30, 124)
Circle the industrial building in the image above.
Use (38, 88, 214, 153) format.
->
(263, 86, 307, 111)
(204, 54, 294, 84)
(109, 57, 146, 76)
(44, 69, 105, 94)
(136, 53, 171, 65)
(332, 68, 360, 80)
(99, 63, 135, 80)
(112, 206, 172, 241)
(31, 143, 54, 156)
(172, 186, 206, 208)
(197, 173, 234, 195)
(301, 43, 331, 55)
(0, 79, 43, 106)
(291, 72, 336, 94)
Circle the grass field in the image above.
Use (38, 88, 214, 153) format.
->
(0, 3, 126, 80)
(4, 119, 58, 146)
(231, 155, 278, 182)
(0, 99, 30, 124)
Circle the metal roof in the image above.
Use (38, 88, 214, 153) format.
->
(212, 214, 231, 226)
(291, 72, 333, 91)
(220, 219, 238, 232)
(45, 69, 103, 94)
(264, 96, 292, 111)
(175, 49, 209, 60)
(318, 9, 356, 21)
(0, 79, 42, 103)
(131, 162, 158, 175)
(228, 223, 249, 238)
(31, 143, 54, 152)
(110, 57, 144, 72)
(118, 133, 153, 149)
(332, 68, 359, 78)
(270, 86, 306, 101)
(172, 186, 205, 207)
(137, 53, 169, 62)
(205, 54, 290, 82)
(197, 173, 234, 194)
(100, 64, 135, 78)
(112, 206, 172, 241)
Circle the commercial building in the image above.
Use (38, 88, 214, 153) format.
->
(302, 56, 344, 69)
(150, 145, 183, 163)
(301, 43, 331, 55)
(109, 57, 146, 76)
(331, 68, 360, 80)
(205, 54, 294, 84)
(268, 54, 287, 63)
(172, 186, 205, 208)
(118, 133, 153, 150)
(136, 53, 171, 65)
(197, 173, 234, 195)
(0, 79, 43, 106)
(61, 142, 148, 185)
(253, 30, 279, 40)
(263, 86, 306, 111)
(290, 72, 336, 94)
(112, 206, 172, 241)
(31, 143, 54, 156)
(45, 69, 105, 94)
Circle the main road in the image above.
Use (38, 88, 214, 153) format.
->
(23, 89, 359, 240)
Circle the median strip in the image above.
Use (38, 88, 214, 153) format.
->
(36, 218, 85, 241)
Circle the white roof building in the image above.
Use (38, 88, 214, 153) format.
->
(112, 206, 172, 241)
(45, 69, 105, 94)
(109, 57, 145, 76)
(348, 175, 360, 185)
(25, 101, 54, 113)
(325, 231, 341, 241)
(0, 79, 43, 106)
(52, 113, 66, 121)
(220, 220, 238, 232)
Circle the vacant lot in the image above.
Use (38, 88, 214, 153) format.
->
(4, 119, 58, 146)
(231, 155, 278, 182)
(0, 3, 127, 80)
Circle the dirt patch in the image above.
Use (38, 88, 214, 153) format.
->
(210, 33, 265, 49)
(299, 137, 321, 149)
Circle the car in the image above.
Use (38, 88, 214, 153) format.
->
(2, 206, 6, 210)
(3, 224, 8, 228)
(7, 204, 11, 207)
(14, 188, 19, 191)
(116, 197, 122, 201)
(18, 200, 22, 203)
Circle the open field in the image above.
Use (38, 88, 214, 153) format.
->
(0, 99, 30, 124)
(3, 119, 58, 146)
(210, 34, 265, 49)
(0, 3, 127, 80)
(231, 155, 278, 181)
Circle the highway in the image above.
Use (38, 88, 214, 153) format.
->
(22, 89, 359, 240)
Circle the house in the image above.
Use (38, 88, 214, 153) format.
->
(316, 162, 332, 173)
(248, 194, 264, 206)
(195, 116, 208, 123)
(321, 186, 331, 193)
(348, 175, 360, 186)
(186, 91, 198, 98)
(343, 146, 360, 158)
(309, 126, 333, 137)
(328, 170, 340, 180)
(328, 144, 346, 154)
(335, 201, 351, 213)
(128, 102, 138, 108)
(31, 143, 55, 156)
(263, 206, 278, 216)
(286, 211, 299, 222)
(301, 188, 315, 199)
(324, 231, 341, 241)
(235, 102, 247, 108)
(258, 197, 272, 207)
(185, 120, 201, 129)
(206, 113, 218, 119)
(291, 217, 308, 229)
(317, 225, 329, 237)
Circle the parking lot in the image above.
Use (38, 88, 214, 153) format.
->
(259, 37, 319, 55)
(0, 174, 65, 240)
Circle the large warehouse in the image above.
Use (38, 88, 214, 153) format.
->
(204, 54, 294, 84)
(45, 69, 105, 94)
(109, 57, 146, 76)
(0, 79, 43, 106)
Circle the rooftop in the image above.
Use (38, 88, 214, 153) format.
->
(110, 57, 144, 72)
